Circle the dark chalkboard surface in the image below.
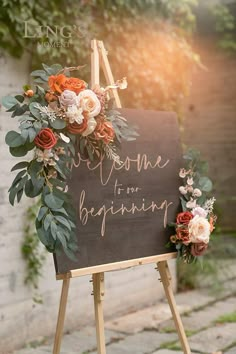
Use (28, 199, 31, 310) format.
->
(54, 109, 182, 274)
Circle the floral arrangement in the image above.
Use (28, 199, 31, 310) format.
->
(170, 149, 217, 263)
(2, 64, 137, 260)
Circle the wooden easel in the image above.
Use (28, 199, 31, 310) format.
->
(53, 39, 191, 354)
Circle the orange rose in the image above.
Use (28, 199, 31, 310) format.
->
(67, 115, 88, 135)
(34, 128, 57, 149)
(63, 77, 86, 94)
(176, 227, 190, 245)
(48, 74, 67, 94)
(48, 74, 87, 94)
(94, 118, 115, 144)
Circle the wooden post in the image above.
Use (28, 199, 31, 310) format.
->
(92, 273, 106, 354)
(53, 278, 70, 354)
(97, 40, 122, 108)
(91, 39, 100, 86)
(157, 261, 191, 354)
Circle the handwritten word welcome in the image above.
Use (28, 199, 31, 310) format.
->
(73, 153, 170, 186)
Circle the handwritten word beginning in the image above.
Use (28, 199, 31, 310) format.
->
(79, 190, 173, 237)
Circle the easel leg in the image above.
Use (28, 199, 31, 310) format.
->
(157, 261, 191, 354)
(92, 272, 106, 354)
(53, 278, 70, 354)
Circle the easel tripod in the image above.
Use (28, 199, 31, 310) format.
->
(53, 39, 191, 354)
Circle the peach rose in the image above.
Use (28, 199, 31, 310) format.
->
(67, 115, 88, 135)
(82, 117, 97, 136)
(78, 89, 101, 118)
(188, 215, 211, 244)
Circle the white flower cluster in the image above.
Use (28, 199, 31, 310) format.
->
(179, 168, 202, 209)
(60, 89, 102, 136)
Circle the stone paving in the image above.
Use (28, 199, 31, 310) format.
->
(13, 282, 236, 354)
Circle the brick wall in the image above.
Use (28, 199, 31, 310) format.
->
(0, 53, 176, 353)
(183, 37, 236, 231)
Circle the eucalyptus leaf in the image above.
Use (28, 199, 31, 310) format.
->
(15, 95, 25, 103)
(11, 170, 27, 187)
(50, 221, 58, 240)
(29, 102, 41, 119)
(31, 69, 47, 77)
(43, 214, 53, 231)
(37, 227, 49, 247)
(12, 104, 28, 117)
(55, 215, 71, 230)
(37, 206, 48, 222)
(9, 141, 35, 157)
(17, 188, 24, 203)
(9, 188, 17, 206)
(198, 176, 213, 192)
(10, 145, 28, 157)
(5, 131, 26, 147)
(56, 231, 67, 249)
(44, 193, 64, 209)
(28, 127, 37, 142)
(1, 96, 18, 109)
(50, 118, 67, 130)
(11, 161, 29, 171)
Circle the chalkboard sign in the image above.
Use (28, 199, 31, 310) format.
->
(54, 108, 182, 274)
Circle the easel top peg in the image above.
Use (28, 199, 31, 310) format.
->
(91, 39, 122, 108)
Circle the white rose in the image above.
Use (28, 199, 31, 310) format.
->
(192, 207, 208, 218)
(77, 89, 101, 118)
(66, 105, 84, 124)
(60, 90, 77, 106)
(82, 117, 97, 136)
(188, 215, 210, 244)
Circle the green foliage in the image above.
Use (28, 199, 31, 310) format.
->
(22, 201, 46, 292)
(210, 4, 236, 52)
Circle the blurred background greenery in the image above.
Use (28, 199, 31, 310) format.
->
(1, 0, 235, 120)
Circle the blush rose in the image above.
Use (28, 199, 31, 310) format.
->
(191, 242, 208, 256)
(60, 89, 78, 106)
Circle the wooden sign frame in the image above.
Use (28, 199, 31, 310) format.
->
(53, 39, 191, 354)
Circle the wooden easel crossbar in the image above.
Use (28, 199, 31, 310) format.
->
(53, 39, 191, 354)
